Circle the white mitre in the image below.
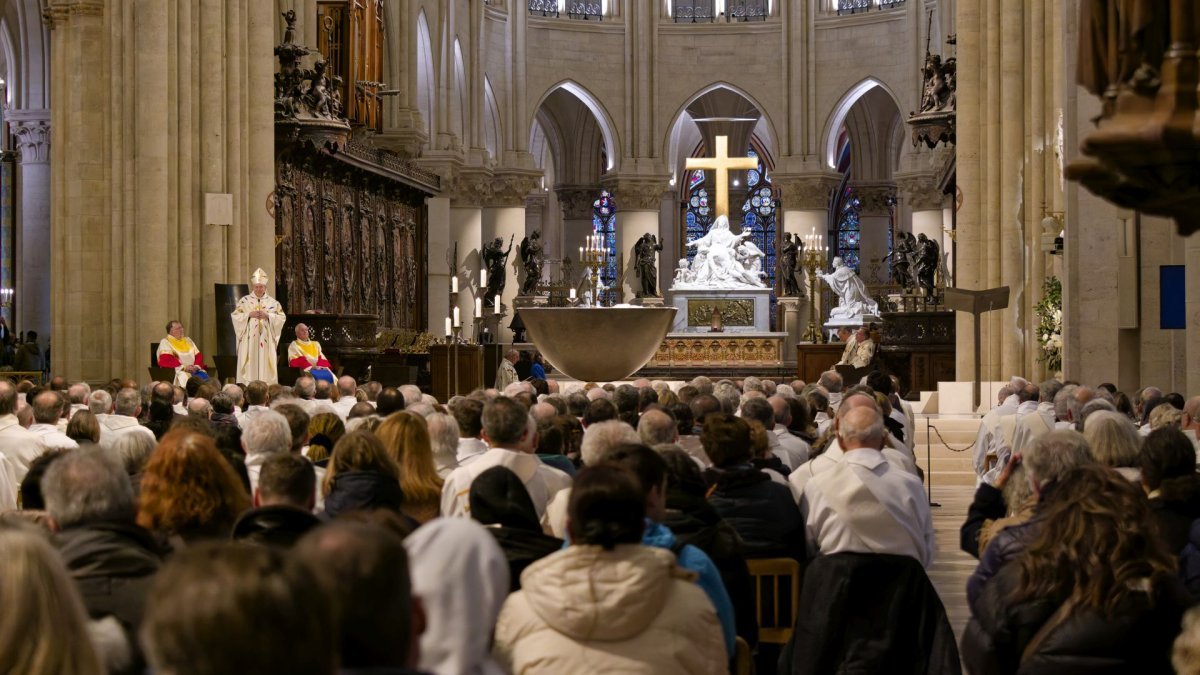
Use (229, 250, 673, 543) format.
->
(251, 268, 269, 286)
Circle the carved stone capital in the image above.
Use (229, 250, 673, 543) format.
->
(603, 177, 669, 211)
(851, 182, 897, 214)
(555, 185, 599, 220)
(375, 108, 430, 159)
(774, 173, 843, 210)
(44, 0, 103, 28)
(895, 172, 944, 211)
(483, 170, 543, 208)
(10, 117, 50, 164)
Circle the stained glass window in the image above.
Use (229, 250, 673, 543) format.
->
(683, 171, 711, 269)
(836, 186, 862, 273)
(592, 190, 618, 305)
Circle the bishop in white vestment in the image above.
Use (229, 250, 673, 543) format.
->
(231, 268, 287, 385)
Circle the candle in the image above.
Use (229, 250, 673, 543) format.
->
(474, 297, 482, 318)
(569, 288, 577, 300)
(481, 269, 487, 288)
(579, 246, 583, 259)
(444, 317, 452, 337)
(450, 276, 458, 294)
(453, 306, 461, 327)
(494, 295, 501, 312)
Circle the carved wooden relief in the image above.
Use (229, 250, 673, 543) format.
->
(273, 156, 428, 331)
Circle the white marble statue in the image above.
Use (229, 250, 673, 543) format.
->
(671, 215, 767, 290)
(819, 256, 879, 320)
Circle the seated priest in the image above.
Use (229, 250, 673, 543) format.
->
(157, 320, 209, 387)
(288, 323, 335, 383)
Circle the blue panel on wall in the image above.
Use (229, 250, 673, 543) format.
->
(1160, 265, 1186, 330)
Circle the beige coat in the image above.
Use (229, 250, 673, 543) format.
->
(494, 544, 727, 675)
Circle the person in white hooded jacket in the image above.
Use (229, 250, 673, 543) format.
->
(493, 465, 727, 675)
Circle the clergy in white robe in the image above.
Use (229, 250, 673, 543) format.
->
(971, 386, 1019, 479)
(156, 320, 209, 387)
(799, 406, 935, 568)
(231, 268, 287, 385)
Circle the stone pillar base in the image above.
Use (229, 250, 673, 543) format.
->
(778, 296, 801, 361)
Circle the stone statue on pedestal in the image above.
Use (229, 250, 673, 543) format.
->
(819, 257, 879, 320)
(633, 233, 664, 298)
(519, 231, 544, 296)
(915, 233, 940, 299)
(778, 233, 803, 297)
(482, 235, 513, 301)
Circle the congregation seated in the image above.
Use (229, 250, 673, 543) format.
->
(8, 367, 1200, 675)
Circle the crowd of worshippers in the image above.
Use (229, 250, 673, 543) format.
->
(960, 376, 1200, 673)
(0, 370, 1198, 673)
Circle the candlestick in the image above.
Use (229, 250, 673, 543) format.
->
(450, 276, 458, 294)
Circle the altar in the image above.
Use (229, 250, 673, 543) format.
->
(668, 288, 773, 333)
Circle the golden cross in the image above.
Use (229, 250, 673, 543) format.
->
(684, 135, 759, 219)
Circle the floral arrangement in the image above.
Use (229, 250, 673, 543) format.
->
(1034, 276, 1062, 373)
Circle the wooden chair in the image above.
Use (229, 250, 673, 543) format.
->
(733, 636, 752, 675)
(148, 366, 176, 383)
(746, 557, 802, 645)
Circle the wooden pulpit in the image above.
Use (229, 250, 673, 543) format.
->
(943, 287, 1010, 410)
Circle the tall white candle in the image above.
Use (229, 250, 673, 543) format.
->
(453, 306, 461, 327)
(481, 269, 487, 288)
(444, 317, 452, 337)
(494, 295, 501, 312)
(474, 297, 482, 318)
(569, 287, 577, 300)
(450, 276, 458, 294)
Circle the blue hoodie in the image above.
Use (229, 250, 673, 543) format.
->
(643, 520, 737, 657)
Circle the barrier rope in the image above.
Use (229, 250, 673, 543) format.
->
(926, 423, 976, 453)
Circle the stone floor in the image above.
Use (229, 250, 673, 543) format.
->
(926, 484, 976, 644)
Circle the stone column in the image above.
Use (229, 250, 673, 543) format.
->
(852, 183, 896, 286)
(426, 195, 452, 335)
(607, 177, 668, 304)
(776, 173, 840, 335)
(556, 185, 599, 263)
(897, 172, 946, 286)
(446, 170, 485, 339)
(482, 170, 540, 342)
(8, 111, 50, 340)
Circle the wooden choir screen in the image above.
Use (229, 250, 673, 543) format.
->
(274, 157, 427, 331)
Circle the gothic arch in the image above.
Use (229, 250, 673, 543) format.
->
(821, 77, 904, 171)
(415, 9, 435, 139)
(529, 80, 620, 174)
(662, 82, 780, 173)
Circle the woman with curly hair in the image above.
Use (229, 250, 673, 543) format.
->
(137, 430, 250, 545)
(375, 411, 443, 523)
(0, 524, 105, 674)
(322, 430, 405, 520)
(962, 464, 1190, 674)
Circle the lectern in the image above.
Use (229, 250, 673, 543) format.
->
(943, 287, 1010, 411)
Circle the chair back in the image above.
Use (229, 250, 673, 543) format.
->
(746, 557, 801, 645)
(733, 636, 752, 675)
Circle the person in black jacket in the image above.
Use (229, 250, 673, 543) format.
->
(42, 446, 166, 675)
(701, 413, 804, 561)
(962, 465, 1189, 675)
(659, 447, 758, 649)
(1140, 427, 1200, 555)
(232, 453, 320, 547)
(322, 431, 407, 520)
(469, 465, 563, 590)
